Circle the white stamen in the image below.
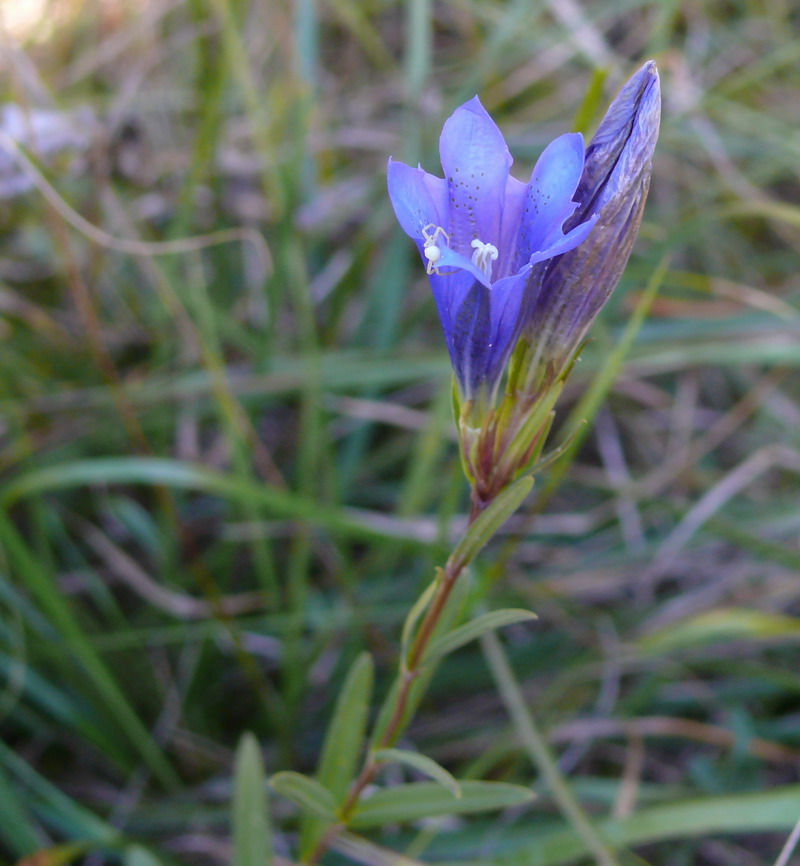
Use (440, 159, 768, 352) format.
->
(470, 238, 499, 279)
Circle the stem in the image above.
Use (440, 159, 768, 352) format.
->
(481, 630, 621, 866)
(306, 522, 475, 864)
(405, 556, 464, 672)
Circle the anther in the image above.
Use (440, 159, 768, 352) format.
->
(470, 238, 499, 279)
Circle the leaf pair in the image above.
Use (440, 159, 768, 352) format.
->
(271, 772, 533, 829)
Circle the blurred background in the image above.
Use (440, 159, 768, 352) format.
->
(1, 0, 800, 864)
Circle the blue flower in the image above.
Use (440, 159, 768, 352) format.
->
(388, 97, 597, 400)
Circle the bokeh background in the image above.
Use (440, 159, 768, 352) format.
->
(2, 1, 800, 864)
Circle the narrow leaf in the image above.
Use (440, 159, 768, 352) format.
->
(0, 457, 428, 549)
(350, 780, 534, 828)
(0, 764, 41, 854)
(125, 846, 164, 866)
(370, 570, 471, 748)
(499, 783, 800, 866)
(571, 66, 610, 135)
(449, 475, 534, 569)
(400, 577, 438, 659)
(0, 515, 178, 790)
(639, 608, 800, 654)
(300, 653, 374, 857)
(373, 748, 461, 798)
(269, 772, 336, 819)
(334, 832, 427, 866)
(15, 845, 87, 866)
(427, 609, 537, 663)
(233, 733, 273, 866)
(317, 653, 374, 799)
(0, 741, 115, 841)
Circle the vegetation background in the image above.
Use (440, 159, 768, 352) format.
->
(1, 0, 800, 864)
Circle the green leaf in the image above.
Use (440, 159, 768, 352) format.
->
(427, 609, 537, 663)
(317, 653, 374, 799)
(373, 748, 461, 798)
(639, 608, 800, 654)
(0, 763, 41, 854)
(14, 844, 89, 866)
(489, 784, 800, 866)
(400, 577, 438, 659)
(125, 845, 164, 866)
(370, 570, 471, 748)
(334, 832, 427, 866)
(299, 653, 373, 857)
(502, 388, 562, 478)
(232, 733, 273, 866)
(350, 781, 534, 828)
(269, 772, 336, 819)
(0, 515, 179, 790)
(0, 457, 426, 549)
(448, 475, 534, 570)
(571, 66, 610, 135)
(0, 740, 116, 842)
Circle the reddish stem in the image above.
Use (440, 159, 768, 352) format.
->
(307, 518, 476, 864)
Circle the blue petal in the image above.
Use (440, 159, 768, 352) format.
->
(527, 212, 598, 266)
(387, 158, 447, 238)
(482, 267, 535, 384)
(434, 245, 492, 288)
(439, 96, 511, 255)
(497, 175, 529, 275)
(511, 133, 586, 271)
(444, 282, 493, 396)
(489, 265, 535, 334)
(427, 252, 492, 392)
(444, 266, 534, 397)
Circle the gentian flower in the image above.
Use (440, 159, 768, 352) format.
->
(388, 64, 660, 510)
(388, 98, 598, 401)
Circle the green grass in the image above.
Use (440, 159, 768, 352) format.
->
(1, 1, 800, 865)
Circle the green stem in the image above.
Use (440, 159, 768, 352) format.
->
(305, 523, 474, 865)
(481, 629, 622, 866)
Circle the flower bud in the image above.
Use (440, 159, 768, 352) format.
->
(521, 61, 661, 384)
